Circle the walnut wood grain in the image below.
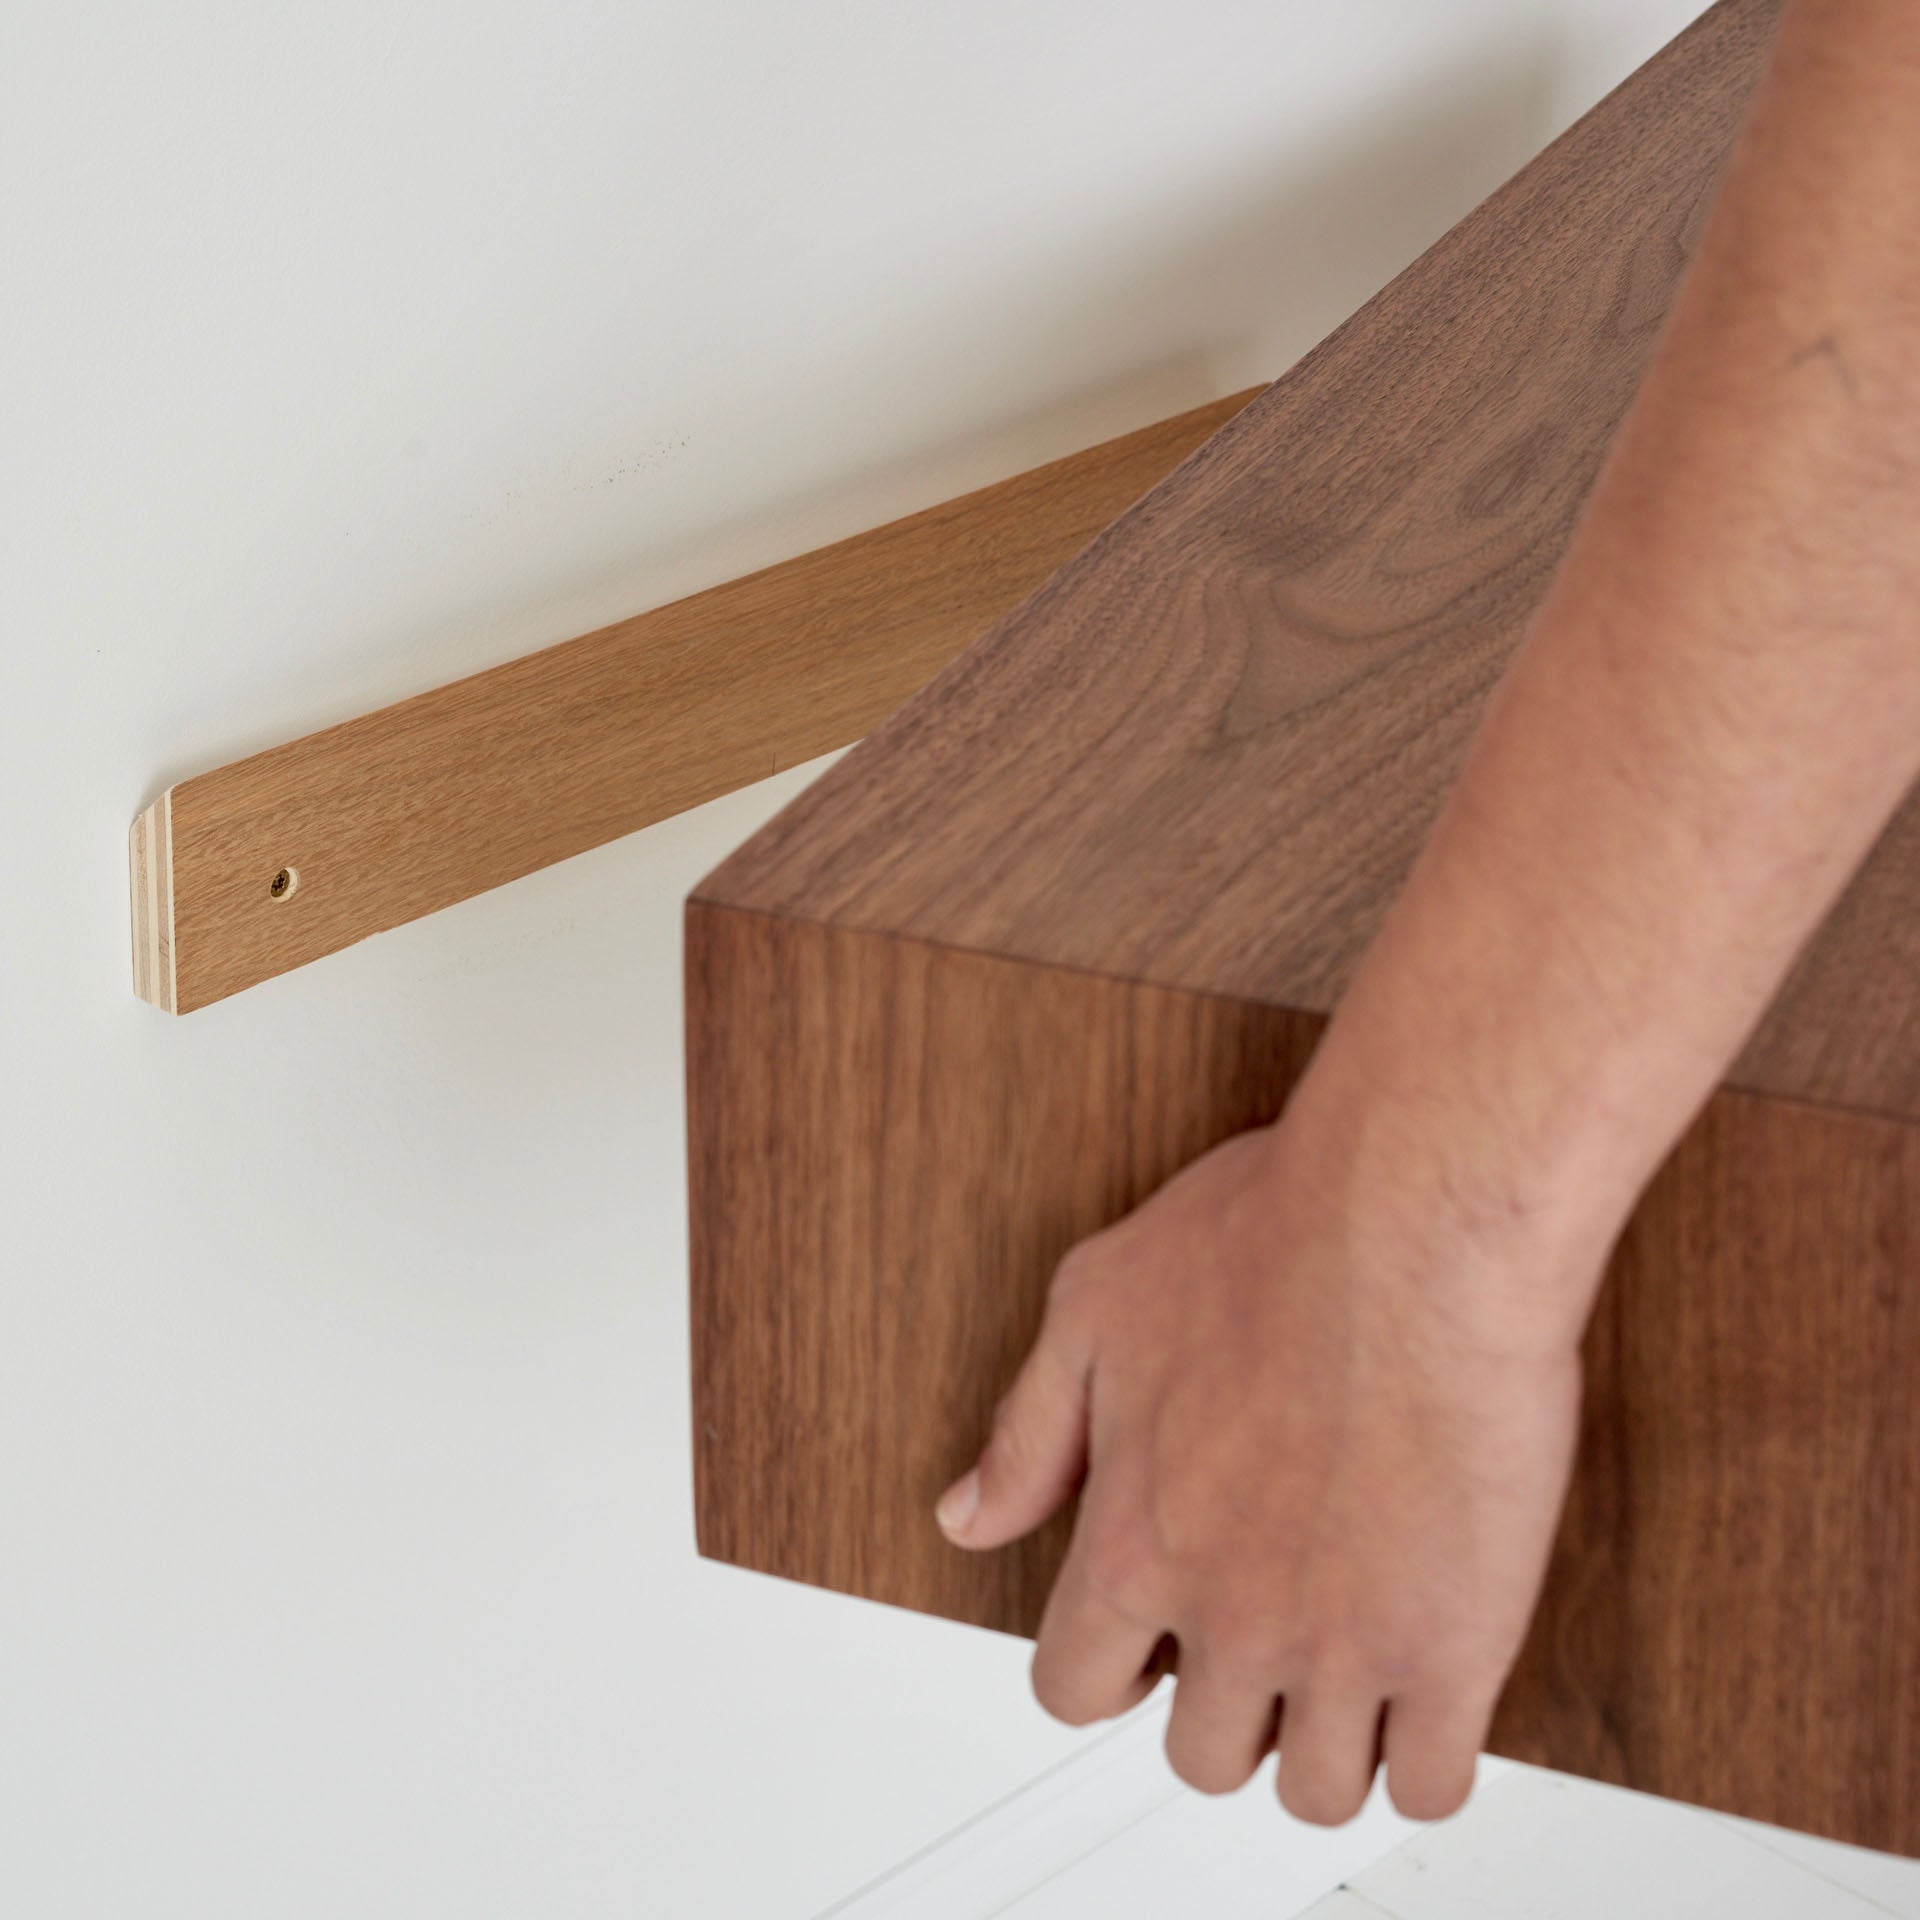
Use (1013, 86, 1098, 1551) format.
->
(688, 907, 1323, 1632)
(690, 0, 1920, 1858)
(128, 391, 1254, 1013)
(697, 0, 1918, 1127)
(1494, 1086, 1920, 1848)
(688, 905, 1920, 1854)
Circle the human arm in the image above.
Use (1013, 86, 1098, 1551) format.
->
(936, 0, 1920, 1824)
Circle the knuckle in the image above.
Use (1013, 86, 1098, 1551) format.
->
(1337, 1616, 1474, 1697)
(1333, 1597, 1433, 1674)
(1082, 1517, 1164, 1620)
(983, 1388, 1031, 1465)
(1045, 1248, 1101, 1334)
(1394, 1619, 1490, 1678)
(1204, 1583, 1329, 1673)
(1317, 1638, 1397, 1698)
(1203, 1602, 1305, 1679)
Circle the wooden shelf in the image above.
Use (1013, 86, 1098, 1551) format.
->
(689, 0, 1920, 1859)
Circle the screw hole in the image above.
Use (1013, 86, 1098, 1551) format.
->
(269, 866, 298, 901)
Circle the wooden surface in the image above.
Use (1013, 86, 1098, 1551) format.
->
(688, 905, 1920, 1855)
(700, 0, 1920, 1128)
(128, 787, 174, 1012)
(688, 907, 1323, 1634)
(690, 0, 1920, 1859)
(128, 390, 1254, 1013)
(1493, 1084, 1920, 1851)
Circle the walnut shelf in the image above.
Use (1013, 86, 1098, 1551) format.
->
(688, 0, 1920, 1858)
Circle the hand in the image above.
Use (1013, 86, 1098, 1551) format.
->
(934, 1072, 1603, 1825)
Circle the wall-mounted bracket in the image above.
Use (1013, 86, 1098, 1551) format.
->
(128, 392, 1255, 1013)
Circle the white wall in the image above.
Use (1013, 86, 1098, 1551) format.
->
(2, 2, 1702, 1913)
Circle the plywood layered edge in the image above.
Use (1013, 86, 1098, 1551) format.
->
(128, 788, 174, 1011)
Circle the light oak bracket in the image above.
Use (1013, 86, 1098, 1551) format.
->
(127, 393, 1254, 1013)
(690, 0, 1920, 1861)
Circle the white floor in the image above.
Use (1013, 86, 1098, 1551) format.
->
(818, 1692, 1420, 1918)
(825, 1683, 1920, 1920)
(1309, 1768, 1920, 1920)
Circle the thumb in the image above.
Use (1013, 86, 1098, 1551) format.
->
(937, 1308, 1091, 1551)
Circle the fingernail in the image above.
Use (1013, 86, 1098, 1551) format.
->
(935, 1468, 980, 1538)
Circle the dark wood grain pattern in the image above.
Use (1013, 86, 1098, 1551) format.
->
(688, 905, 1322, 1631)
(1494, 1087, 1920, 1847)
(688, 0, 1920, 1859)
(688, 904, 1920, 1854)
(698, 0, 1919, 1126)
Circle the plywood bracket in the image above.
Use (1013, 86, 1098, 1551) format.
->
(128, 391, 1256, 1013)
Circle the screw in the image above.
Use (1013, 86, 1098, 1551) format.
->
(269, 867, 296, 901)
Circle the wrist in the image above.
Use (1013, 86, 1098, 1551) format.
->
(1264, 1001, 1648, 1356)
(1302, 776, 1726, 1265)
